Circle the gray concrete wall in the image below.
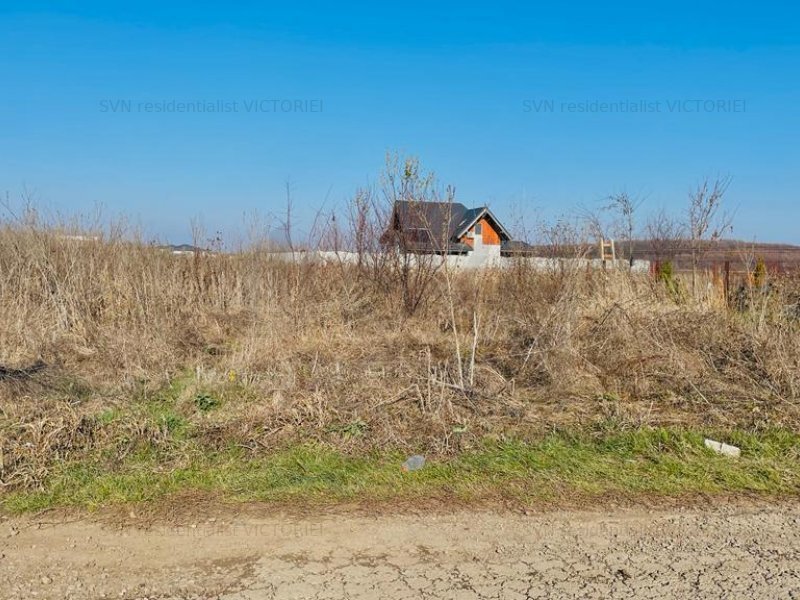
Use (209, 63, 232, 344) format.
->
(272, 250, 650, 273)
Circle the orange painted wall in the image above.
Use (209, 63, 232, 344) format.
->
(459, 218, 501, 247)
(479, 218, 501, 245)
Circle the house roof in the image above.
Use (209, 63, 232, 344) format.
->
(390, 201, 511, 251)
(500, 240, 537, 255)
(452, 206, 512, 241)
(392, 200, 470, 242)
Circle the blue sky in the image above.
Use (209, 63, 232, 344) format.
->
(1, 1, 798, 243)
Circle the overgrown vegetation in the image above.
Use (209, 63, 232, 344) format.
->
(1, 161, 799, 510)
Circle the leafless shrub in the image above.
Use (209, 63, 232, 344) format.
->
(535, 216, 592, 260)
(645, 208, 685, 265)
(604, 192, 643, 267)
(2, 186, 800, 490)
(687, 176, 734, 295)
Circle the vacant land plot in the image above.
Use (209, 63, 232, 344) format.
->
(1, 224, 800, 510)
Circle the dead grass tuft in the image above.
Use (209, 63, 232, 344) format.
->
(2, 220, 800, 491)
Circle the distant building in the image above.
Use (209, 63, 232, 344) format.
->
(382, 200, 532, 260)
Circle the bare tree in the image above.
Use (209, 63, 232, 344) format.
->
(347, 187, 378, 269)
(345, 154, 449, 316)
(604, 192, 643, 267)
(279, 180, 295, 253)
(687, 176, 733, 295)
(383, 156, 450, 315)
(645, 208, 685, 265)
(316, 209, 343, 253)
(537, 216, 593, 260)
(580, 206, 609, 248)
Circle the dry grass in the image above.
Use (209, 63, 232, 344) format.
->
(2, 219, 800, 494)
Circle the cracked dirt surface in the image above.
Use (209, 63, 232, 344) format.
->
(2, 504, 800, 599)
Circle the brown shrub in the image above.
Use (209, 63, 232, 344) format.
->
(2, 222, 800, 489)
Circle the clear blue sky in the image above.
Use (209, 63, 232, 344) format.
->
(2, 1, 799, 243)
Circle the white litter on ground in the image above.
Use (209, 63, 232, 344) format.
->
(704, 438, 741, 458)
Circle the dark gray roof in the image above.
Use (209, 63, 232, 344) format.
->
(392, 200, 470, 241)
(452, 206, 512, 241)
(452, 207, 485, 237)
(387, 200, 511, 253)
(501, 240, 537, 255)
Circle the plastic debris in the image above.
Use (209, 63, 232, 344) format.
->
(704, 438, 741, 458)
(402, 455, 426, 472)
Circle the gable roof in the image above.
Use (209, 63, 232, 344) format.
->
(451, 206, 512, 241)
(391, 201, 511, 240)
(386, 200, 513, 254)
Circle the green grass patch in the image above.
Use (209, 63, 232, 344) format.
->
(3, 428, 800, 513)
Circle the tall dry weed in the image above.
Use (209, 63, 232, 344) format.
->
(1, 216, 800, 489)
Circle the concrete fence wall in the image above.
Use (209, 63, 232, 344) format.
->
(270, 250, 651, 274)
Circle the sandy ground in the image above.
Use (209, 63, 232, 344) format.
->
(2, 504, 800, 599)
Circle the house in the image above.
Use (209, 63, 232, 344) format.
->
(383, 200, 529, 260)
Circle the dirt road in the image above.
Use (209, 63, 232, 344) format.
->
(2, 504, 800, 599)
